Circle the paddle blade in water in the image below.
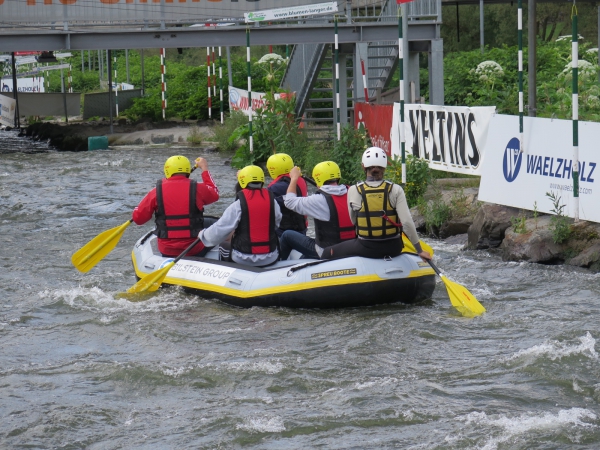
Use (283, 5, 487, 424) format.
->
(126, 262, 174, 294)
(441, 275, 486, 318)
(71, 220, 132, 273)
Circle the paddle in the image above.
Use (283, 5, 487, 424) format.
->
(427, 260, 485, 317)
(125, 237, 201, 295)
(402, 233, 434, 256)
(71, 219, 133, 273)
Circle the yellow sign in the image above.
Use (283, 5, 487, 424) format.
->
(311, 268, 357, 280)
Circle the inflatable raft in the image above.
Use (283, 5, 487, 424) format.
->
(131, 231, 436, 309)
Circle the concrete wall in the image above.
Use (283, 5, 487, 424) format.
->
(1, 92, 81, 117)
(83, 89, 142, 119)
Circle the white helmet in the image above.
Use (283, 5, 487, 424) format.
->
(362, 147, 388, 168)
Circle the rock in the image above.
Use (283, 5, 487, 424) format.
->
(117, 118, 127, 126)
(203, 146, 219, 153)
(445, 233, 468, 247)
(467, 203, 525, 250)
(568, 242, 600, 270)
(409, 206, 426, 232)
(440, 216, 473, 238)
(501, 216, 565, 263)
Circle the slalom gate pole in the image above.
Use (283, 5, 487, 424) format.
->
(113, 56, 118, 116)
(219, 46, 224, 124)
(207, 47, 212, 119)
(68, 64, 72, 93)
(247, 28, 253, 153)
(160, 48, 166, 120)
(572, 4, 580, 222)
(335, 16, 341, 141)
(361, 59, 369, 102)
(518, 0, 524, 153)
(212, 47, 216, 97)
(398, 8, 406, 184)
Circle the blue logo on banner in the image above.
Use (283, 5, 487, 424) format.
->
(229, 89, 240, 106)
(503, 137, 522, 182)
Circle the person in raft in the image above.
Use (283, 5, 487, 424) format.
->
(265, 153, 308, 237)
(278, 161, 356, 260)
(132, 155, 219, 257)
(320, 147, 432, 261)
(198, 165, 282, 267)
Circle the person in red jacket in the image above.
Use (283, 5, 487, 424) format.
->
(132, 155, 219, 257)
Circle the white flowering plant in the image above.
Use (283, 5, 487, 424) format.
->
(257, 53, 288, 93)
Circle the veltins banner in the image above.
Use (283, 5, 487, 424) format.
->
(479, 114, 599, 223)
(354, 103, 394, 156)
(0, 94, 16, 127)
(1, 0, 334, 25)
(390, 104, 495, 175)
(228, 86, 291, 117)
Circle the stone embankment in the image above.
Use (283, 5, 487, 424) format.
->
(22, 119, 214, 151)
(412, 180, 600, 272)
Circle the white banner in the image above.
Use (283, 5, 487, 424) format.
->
(0, 95, 16, 127)
(391, 104, 495, 175)
(1, 77, 45, 93)
(479, 114, 600, 223)
(228, 86, 290, 117)
(245, 1, 338, 22)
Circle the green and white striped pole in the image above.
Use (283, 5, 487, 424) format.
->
(334, 16, 341, 141)
(398, 8, 406, 184)
(247, 28, 253, 153)
(113, 56, 119, 117)
(219, 46, 224, 124)
(572, 5, 579, 222)
(518, 0, 524, 152)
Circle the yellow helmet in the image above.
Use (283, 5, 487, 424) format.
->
(164, 155, 191, 178)
(266, 153, 294, 179)
(238, 165, 265, 189)
(312, 161, 341, 187)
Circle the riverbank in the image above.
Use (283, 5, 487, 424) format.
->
(23, 119, 214, 151)
(415, 180, 600, 272)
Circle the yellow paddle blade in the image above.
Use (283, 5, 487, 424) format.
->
(402, 234, 434, 257)
(71, 220, 132, 273)
(440, 274, 486, 318)
(126, 262, 174, 294)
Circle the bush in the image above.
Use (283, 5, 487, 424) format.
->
(213, 111, 249, 152)
(387, 154, 431, 208)
(546, 191, 572, 244)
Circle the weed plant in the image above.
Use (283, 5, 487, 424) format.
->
(546, 191, 572, 243)
(212, 111, 248, 152)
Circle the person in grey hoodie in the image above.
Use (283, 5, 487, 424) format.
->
(279, 161, 356, 260)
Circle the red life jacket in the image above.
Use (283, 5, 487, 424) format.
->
(268, 174, 308, 232)
(154, 177, 204, 239)
(232, 188, 278, 255)
(313, 190, 356, 248)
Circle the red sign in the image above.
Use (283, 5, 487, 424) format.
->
(355, 103, 394, 157)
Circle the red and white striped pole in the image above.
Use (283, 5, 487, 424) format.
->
(160, 48, 166, 120)
(212, 47, 216, 97)
(207, 47, 212, 119)
(360, 59, 369, 102)
(219, 46, 224, 124)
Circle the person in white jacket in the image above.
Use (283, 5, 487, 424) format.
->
(280, 161, 356, 260)
(198, 165, 282, 267)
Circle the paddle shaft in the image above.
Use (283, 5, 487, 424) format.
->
(171, 237, 202, 265)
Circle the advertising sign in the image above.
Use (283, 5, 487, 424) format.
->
(0, 0, 333, 25)
(354, 103, 394, 156)
(1, 77, 45, 93)
(228, 86, 291, 117)
(245, 1, 338, 23)
(391, 104, 495, 175)
(479, 114, 599, 222)
(0, 94, 16, 127)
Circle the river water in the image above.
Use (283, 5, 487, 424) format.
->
(1, 129, 599, 449)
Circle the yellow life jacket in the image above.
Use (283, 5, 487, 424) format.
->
(356, 181, 402, 239)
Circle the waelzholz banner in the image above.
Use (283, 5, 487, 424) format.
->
(479, 114, 599, 223)
(228, 86, 290, 117)
(391, 104, 495, 176)
(245, 1, 338, 22)
(355, 103, 394, 156)
(0, 95, 16, 127)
